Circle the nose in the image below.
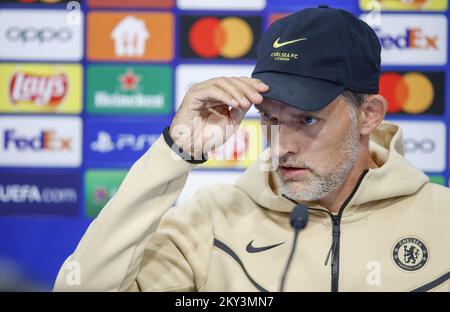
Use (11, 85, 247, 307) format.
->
(270, 123, 301, 158)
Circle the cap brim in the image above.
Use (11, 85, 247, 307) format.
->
(252, 72, 345, 112)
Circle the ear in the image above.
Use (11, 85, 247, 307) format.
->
(359, 94, 387, 136)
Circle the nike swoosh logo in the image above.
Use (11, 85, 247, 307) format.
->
(246, 240, 285, 253)
(273, 37, 307, 48)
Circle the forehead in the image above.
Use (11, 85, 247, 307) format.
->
(257, 95, 349, 118)
(256, 97, 328, 115)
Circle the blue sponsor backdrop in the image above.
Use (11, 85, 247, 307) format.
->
(84, 117, 169, 167)
(0, 0, 449, 289)
(0, 173, 80, 215)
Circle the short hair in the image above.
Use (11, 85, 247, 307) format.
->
(340, 90, 370, 122)
(341, 90, 368, 109)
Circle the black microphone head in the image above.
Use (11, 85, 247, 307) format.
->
(290, 204, 309, 230)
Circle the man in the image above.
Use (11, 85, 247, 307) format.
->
(54, 6, 450, 292)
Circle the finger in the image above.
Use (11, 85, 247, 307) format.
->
(204, 100, 230, 109)
(199, 77, 246, 108)
(191, 85, 239, 110)
(206, 104, 229, 118)
(229, 96, 254, 125)
(213, 77, 251, 108)
(239, 77, 270, 93)
(229, 77, 264, 106)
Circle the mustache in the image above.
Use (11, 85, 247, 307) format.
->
(272, 155, 314, 170)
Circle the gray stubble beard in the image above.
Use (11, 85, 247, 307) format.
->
(273, 109, 361, 202)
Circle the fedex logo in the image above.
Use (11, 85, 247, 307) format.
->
(0, 116, 81, 167)
(361, 14, 447, 65)
(375, 27, 437, 50)
(4, 129, 71, 151)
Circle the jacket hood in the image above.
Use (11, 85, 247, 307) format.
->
(235, 120, 429, 214)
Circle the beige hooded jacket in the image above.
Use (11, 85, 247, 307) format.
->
(54, 121, 450, 292)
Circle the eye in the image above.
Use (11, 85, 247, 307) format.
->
(260, 111, 277, 122)
(301, 116, 318, 125)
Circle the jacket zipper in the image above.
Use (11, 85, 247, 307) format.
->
(328, 169, 369, 292)
(281, 168, 369, 292)
(306, 169, 369, 292)
(329, 215, 341, 292)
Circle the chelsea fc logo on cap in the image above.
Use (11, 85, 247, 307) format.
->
(392, 237, 429, 271)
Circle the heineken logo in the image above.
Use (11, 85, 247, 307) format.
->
(87, 65, 172, 114)
(119, 68, 141, 91)
(93, 92, 165, 109)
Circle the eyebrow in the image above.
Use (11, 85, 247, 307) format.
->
(254, 105, 265, 112)
(255, 105, 322, 117)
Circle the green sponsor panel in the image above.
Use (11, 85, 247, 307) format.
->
(428, 175, 445, 186)
(87, 65, 172, 115)
(84, 169, 128, 217)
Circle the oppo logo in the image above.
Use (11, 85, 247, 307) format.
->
(393, 121, 445, 172)
(404, 138, 435, 154)
(6, 27, 73, 43)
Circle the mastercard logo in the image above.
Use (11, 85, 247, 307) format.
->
(268, 13, 290, 26)
(181, 15, 261, 60)
(379, 71, 444, 115)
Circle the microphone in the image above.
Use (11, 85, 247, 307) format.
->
(279, 204, 309, 292)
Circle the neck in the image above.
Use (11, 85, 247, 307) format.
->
(318, 143, 373, 214)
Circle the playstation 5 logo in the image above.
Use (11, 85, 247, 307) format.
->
(90, 131, 114, 153)
(90, 131, 158, 153)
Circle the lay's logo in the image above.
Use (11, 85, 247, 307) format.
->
(9, 71, 68, 107)
(359, 0, 448, 12)
(361, 14, 447, 65)
(200, 119, 264, 169)
(0, 64, 82, 114)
